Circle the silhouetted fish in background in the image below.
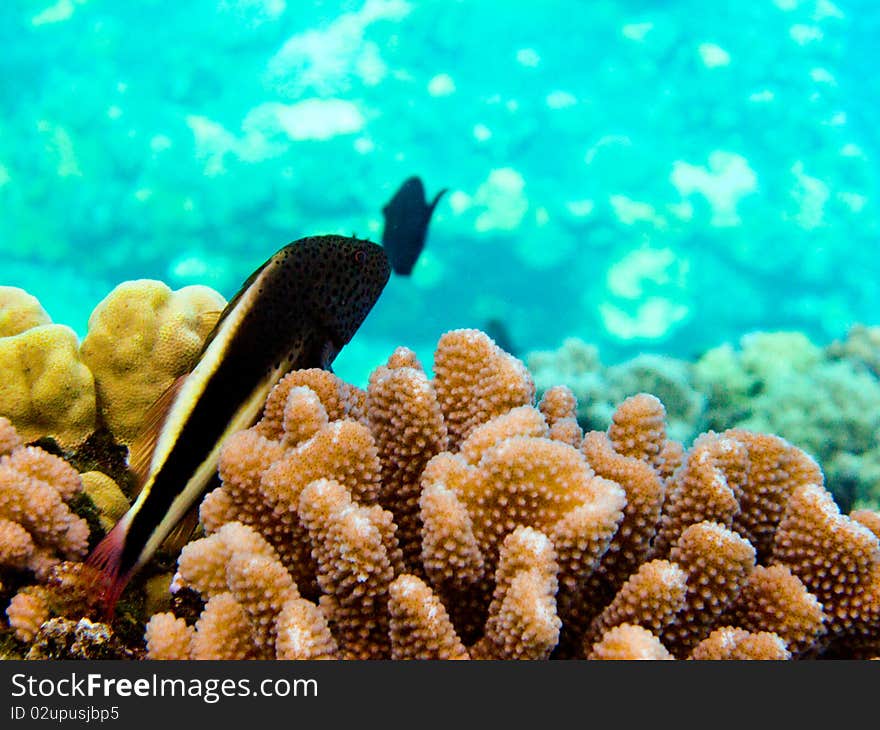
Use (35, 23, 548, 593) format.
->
(381, 176, 447, 275)
(484, 318, 518, 357)
(87, 235, 391, 612)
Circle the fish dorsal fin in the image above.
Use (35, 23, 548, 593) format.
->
(197, 257, 272, 354)
(160, 500, 202, 556)
(127, 374, 188, 490)
(428, 188, 448, 216)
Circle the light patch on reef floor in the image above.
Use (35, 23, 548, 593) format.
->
(546, 91, 577, 109)
(428, 74, 456, 97)
(37, 121, 82, 178)
(516, 48, 541, 67)
(788, 161, 829, 229)
(266, 0, 410, 95)
(187, 99, 366, 175)
(621, 22, 654, 42)
(472, 168, 529, 233)
(610, 195, 665, 228)
(670, 151, 757, 227)
(698, 43, 730, 68)
(31, 0, 84, 26)
(598, 245, 691, 341)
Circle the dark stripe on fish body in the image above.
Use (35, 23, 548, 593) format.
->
(119, 250, 326, 572)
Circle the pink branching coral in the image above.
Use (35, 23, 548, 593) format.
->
(138, 330, 880, 660)
(0, 420, 88, 579)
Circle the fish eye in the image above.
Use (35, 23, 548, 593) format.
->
(354, 249, 366, 264)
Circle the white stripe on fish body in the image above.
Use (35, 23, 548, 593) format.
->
(148, 263, 273, 480)
(132, 358, 291, 572)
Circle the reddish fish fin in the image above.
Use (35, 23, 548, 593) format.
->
(128, 375, 187, 490)
(85, 518, 133, 618)
(160, 503, 201, 556)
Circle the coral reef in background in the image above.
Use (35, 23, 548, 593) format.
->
(140, 330, 878, 660)
(695, 329, 880, 511)
(1, 0, 876, 371)
(528, 327, 880, 510)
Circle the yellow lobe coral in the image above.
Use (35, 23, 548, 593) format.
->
(0, 287, 51, 338)
(690, 627, 790, 660)
(79, 471, 129, 531)
(588, 624, 672, 660)
(0, 324, 96, 446)
(80, 280, 226, 443)
(433, 329, 535, 447)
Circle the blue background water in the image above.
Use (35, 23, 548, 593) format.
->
(1, 0, 877, 384)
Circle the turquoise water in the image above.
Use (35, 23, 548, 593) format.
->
(0, 0, 877, 383)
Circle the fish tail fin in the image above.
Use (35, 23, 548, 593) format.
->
(85, 517, 133, 618)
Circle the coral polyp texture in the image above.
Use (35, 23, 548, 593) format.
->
(135, 329, 880, 660)
(80, 280, 227, 444)
(0, 288, 96, 447)
(0, 417, 89, 579)
(2, 320, 879, 659)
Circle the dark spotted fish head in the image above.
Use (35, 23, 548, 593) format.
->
(289, 234, 391, 350)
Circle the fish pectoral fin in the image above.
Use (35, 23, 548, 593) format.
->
(128, 374, 188, 490)
(195, 309, 224, 336)
(159, 501, 202, 557)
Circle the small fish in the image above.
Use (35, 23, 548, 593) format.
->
(381, 176, 447, 275)
(484, 318, 518, 357)
(87, 235, 390, 610)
